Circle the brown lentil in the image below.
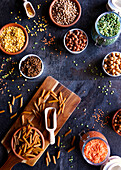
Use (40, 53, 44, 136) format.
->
(52, 0, 78, 25)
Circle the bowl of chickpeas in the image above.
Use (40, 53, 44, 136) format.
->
(0, 23, 29, 55)
(102, 52, 121, 77)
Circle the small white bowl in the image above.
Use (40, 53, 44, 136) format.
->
(63, 28, 88, 54)
(19, 54, 44, 79)
(102, 51, 121, 77)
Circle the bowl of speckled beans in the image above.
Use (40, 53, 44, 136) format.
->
(49, 0, 81, 27)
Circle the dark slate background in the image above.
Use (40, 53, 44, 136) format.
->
(0, 0, 121, 169)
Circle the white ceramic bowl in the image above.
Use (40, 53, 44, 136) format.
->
(19, 54, 44, 79)
(63, 28, 88, 54)
(102, 51, 121, 77)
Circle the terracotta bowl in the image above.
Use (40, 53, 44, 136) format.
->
(112, 109, 121, 136)
(11, 126, 45, 160)
(49, 0, 81, 27)
(0, 23, 29, 55)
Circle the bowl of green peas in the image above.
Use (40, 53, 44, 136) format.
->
(91, 12, 121, 46)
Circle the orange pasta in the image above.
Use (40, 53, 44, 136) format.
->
(53, 156, 56, 164)
(71, 136, 76, 146)
(12, 96, 15, 105)
(15, 94, 22, 99)
(64, 129, 72, 137)
(47, 151, 51, 162)
(57, 150, 60, 159)
(10, 113, 17, 119)
(46, 157, 49, 166)
(57, 136, 60, 147)
(0, 110, 5, 114)
(9, 103, 12, 113)
(67, 146, 75, 153)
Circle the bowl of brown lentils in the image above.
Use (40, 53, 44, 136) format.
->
(19, 54, 44, 79)
(49, 0, 81, 27)
(0, 23, 28, 55)
(102, 52, 121, 77)
(64, 28, 88, 54)
(112, 109, 121, 136)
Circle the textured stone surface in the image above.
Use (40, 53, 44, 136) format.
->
(0, 0, 121, 169)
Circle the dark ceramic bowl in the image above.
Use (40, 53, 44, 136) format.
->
(112, 109, 121, 136)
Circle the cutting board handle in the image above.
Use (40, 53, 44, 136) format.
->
(0, 151, 22, 170)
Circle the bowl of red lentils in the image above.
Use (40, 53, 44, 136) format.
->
(102, 52, 121, 77)
(112, 109, 121, 136)
(49, 0, 81, 27)
(0, 23, 29, 55)
(64, 28, 88, 54)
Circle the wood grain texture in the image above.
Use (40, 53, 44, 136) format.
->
(1, 76, 81, 167)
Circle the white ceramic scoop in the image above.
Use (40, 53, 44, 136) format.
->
(44, 107, 57, 145)
(23, 0, 36, 18)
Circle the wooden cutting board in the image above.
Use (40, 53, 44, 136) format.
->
(0, 76, 81, 169)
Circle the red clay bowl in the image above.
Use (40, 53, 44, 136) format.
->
(49, 0, 81, 28)
(0, 23, 29, 55)
(112, 109, 121, 136)
(11, 126, 45, 160)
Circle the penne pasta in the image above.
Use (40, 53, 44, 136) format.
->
(67, 146, 75, 153)
(60, 98, 66, 107)
(34, 102, 39, 111)
(47, 151, 51, 162)
(42, 102, 45, 110)
(62, 103, 65, 113)
(22, 111, 32, 114)
(53, 156, 56, 164)
(20, 97, 23, 108)
(58, 108, 62, 115)
(50, 93, 58, 100)
(9, 104, 12, 113)
(71, 136, 76, 146)
(0, 110, 5, 114)
(10, 113, 17, 119)
(46, 157, 49, 166)
(41, 89, 46, 98)
(60, 92, 63, 102)
(57, 150, 60, 159)
(50, 91, 57, 97)
(15, 94, 22, 99)
(64, 129, 72, 137)
(28, 119, 34, 127)
(21, 115, 24, 125)
(12, 96, 15, 105)
(44, 91, 50, 100)
(48, 100, 58, 103)
(57, 136, 60, 147)
(38, 97, 41, 106)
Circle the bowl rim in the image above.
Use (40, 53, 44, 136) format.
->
(11, 126, 45, 160)
(19, 54, 44, 79)
(63, 28, 88, 54)
(112, 109, 121, 136)
(0, 23, 29, 55)
(49, 0, 81, 28)
(102, 51, 121, 77)
(82, 137, 110, 166)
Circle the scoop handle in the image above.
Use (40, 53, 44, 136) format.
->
(0, 151, 21, 170)
(50, 131, 55, 145)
